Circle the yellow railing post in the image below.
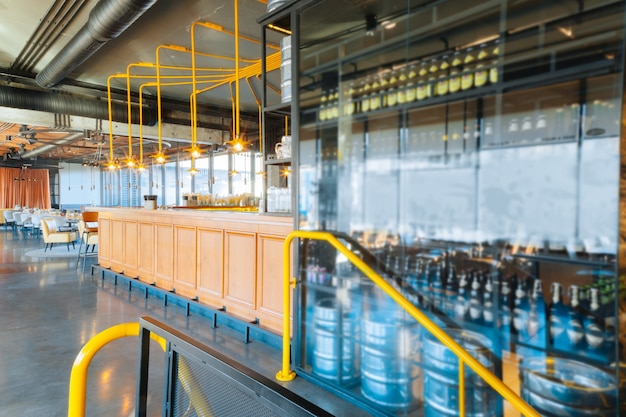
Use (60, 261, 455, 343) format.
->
(67, 322, 166, 417)
(459, 357, 465, 417)
(277, 230, 540, 417)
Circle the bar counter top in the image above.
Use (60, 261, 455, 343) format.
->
(95, 207, 294, 334)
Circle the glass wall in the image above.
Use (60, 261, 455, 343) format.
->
(212, 153, 230, 197)
(296, 0, 626, 416)
(163, 160, 178, 206)
(101, 151, 263, 207)
(194, 157, 211, 195)
(178, 159, 193, 203)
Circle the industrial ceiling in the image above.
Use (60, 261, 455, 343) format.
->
(0, 0, 285, 168)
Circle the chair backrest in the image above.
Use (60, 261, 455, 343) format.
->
(52, 216, 67, 229)
(31, 214, 42, 227)
(41, 217, 56, 238)
(82, 211, 98, 223)
(3, 211, 14, 222)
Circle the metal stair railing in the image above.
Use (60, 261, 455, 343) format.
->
(277, 230, 540, 417)
(67, 322, 167, 417)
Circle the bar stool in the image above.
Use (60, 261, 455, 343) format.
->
(76, 212, 98, 272)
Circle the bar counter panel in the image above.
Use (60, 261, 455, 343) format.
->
(96, 208, 293, 334)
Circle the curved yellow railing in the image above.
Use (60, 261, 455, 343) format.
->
(67, 322, 166, 417)
(68, 321, 214, 417)
(277, 230, 540, 417)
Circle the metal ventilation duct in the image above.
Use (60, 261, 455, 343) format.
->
(36, 0, 158, 88)
(0, 85, 157, 125)
(20, 132, 85, 159)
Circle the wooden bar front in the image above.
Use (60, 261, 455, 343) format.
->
(96, 208, 293, 334)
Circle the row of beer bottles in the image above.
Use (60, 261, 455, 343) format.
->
(318, 39, 500, 121)
(398, 258, 616, 362)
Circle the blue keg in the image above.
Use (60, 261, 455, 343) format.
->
(360, 310, 422, 411)
(520, 356, 616, 417)
(423, 329, 496, 417)
(311, 298, 359, 386)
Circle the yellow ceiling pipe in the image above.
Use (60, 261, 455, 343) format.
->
(135, 78, 224, 170)
(156, 43, 256, 163)
(234, 0, 241, 144)
(107, 68, 224, 169)
(245, 76, 262, 152)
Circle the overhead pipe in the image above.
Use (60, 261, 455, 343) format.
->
(0, 84, 157, 125)
(20, 132, 85, 159)
(36, 0, 158, 88)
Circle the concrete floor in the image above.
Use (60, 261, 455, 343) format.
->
(0, 228, 370, 417)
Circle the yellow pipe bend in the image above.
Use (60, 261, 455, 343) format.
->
(67, 322, 166, 417)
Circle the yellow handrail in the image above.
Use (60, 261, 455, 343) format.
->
(277, 230, 540, 417)
(67, 322, 166, 417)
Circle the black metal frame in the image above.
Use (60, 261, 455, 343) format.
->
(137, 316, 335, 417)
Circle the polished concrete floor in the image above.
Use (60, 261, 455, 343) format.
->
(0, 228, 369, 417)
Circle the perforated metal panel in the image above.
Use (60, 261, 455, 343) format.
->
(171, 354, 282, 417)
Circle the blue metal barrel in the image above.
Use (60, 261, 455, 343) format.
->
(311, 298, 360, 386)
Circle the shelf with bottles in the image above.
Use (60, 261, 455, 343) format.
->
(300, 38, 502, 128)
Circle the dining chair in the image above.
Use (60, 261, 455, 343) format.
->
(41, 218, 77, 251)
(76, 219, 98, 272)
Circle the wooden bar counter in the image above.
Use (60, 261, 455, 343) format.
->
(96, 207, 293, 334)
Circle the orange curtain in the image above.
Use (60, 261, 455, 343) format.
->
(0, 167, 51, 209)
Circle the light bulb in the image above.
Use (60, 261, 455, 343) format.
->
(189, 167, 198, 175)
(233, 142, 243, 152)
(155, 152, 165, 164)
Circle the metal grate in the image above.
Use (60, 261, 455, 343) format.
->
(172, 354, 281, 417)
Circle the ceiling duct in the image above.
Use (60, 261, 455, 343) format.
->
(0, 85, 157, 125)
(36, 0, 158, 88)
(20, 132, 85, 159)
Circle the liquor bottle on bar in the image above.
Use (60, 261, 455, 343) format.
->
(436, 55, 449, 96)
(602, 280, 616, 362)
(468, 273, 484, 325)
(454, 271, 470, 321)
(319, 90, 328, 121)
(370, 75, 382, 111)
(405, 64, 417, 102)
(583, 287, 608, 359)
(418, 260, 431, 307)
(513, 277, 530, 343)
(482, 274, 495, 327)
(499, 280, 513, 350)
(427, 58, 439, 97)
(342, 82, 356, 116)
(549, 282, 569, 349)
(416, 61, 430, 100)
(449, 51, 462, 93)
(361, 77, 372, 113)
(406, 257, 420, 291)
(474, 43, 489, 88)
(566, 285, 585, 350)
(396, 67, 407, 105)
(327, 88, 338, 119)
(386, 70, 398, 107)
(527, 279, 547, 349)
(443, 265, 458, 317)
(430, 263, 444, 312)
(489, 39, 500, 84)
(461, 47, 475, 91)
